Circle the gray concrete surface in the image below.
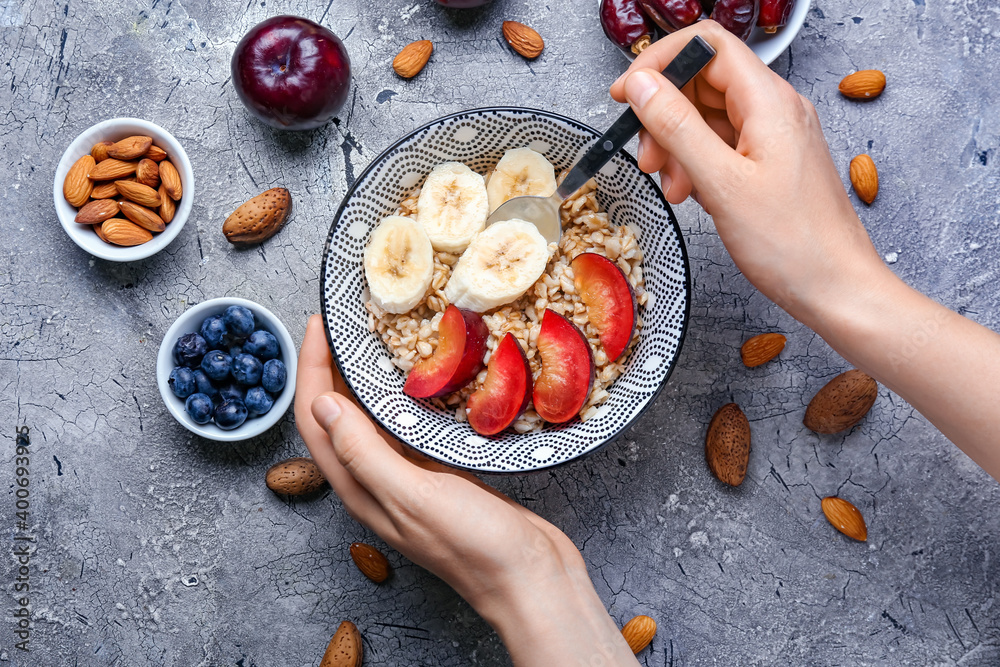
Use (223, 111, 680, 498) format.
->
(2, 0, 1000, 664)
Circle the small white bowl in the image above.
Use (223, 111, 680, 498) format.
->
(156, 298, 298, 441)
(53, 118, 194, 262)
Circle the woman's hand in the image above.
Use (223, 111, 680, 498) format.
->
(610, 20, 889, 328)
(294, 315, 640, 666)
(611, 23, 1000, 478)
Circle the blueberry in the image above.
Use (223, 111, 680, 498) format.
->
(243, 330, 280, 360)
(261, 359, 287, 394)
(169, 366, 197, 399)
(199, 315, 228, 350)
(185, 393, 214, 424)
(201, 350, 233, 382)
(214, 399, 248, 430)
(223, 305, 255, 341)
(232, 353, 263, 386)
(173, 332, 208, 368)
(245, 386, 274, 417)
(192, 369, 218, 399)
(216, 383, 245, 406)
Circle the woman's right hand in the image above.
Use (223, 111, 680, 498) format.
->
(609, 21, 889, 328)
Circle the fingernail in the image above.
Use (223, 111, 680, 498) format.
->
(661, 173, 673, 197)
(636, 141, 645, 165)
(312, 394, 342, 429)
(612, 71, 627, 89)
(624, 71, 660, 110)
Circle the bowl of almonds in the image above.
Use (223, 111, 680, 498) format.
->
(53, 118, 194, 262)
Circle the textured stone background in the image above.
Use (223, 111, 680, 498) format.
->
(2, 0, 999, 665)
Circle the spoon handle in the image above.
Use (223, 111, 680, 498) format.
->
(556, 35, 717, 199)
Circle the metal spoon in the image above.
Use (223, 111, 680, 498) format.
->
(486, 35, 717, 243)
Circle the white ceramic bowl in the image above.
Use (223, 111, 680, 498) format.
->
(156, 298, 298, 441)
(53, 118, 194, 262)
(607, 0, 811, 65)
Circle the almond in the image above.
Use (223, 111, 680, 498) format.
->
(115, 180, 161, 208)
(705, 403, 751, 487)
(393, 40, 433, 79)
(804, 369, 877, 434)
(94, 221, 112, 243)
(502, 21, 544, 59)
(145, 144, 168, 161)
(821, 496, 868, 541)
(75, 199, 120, 224)
(89, 158, 138, 181)
(349, 543, 391, 583)
(91, 181, 122, 199)
(265, 457, 326, 496)
(159, 184, 176, 223)
(102, 218, 153, 246)
(91, 140, 114, 162)
(850, 154, 878, 205)
(621, 615, 656, 654)
(136, 159, 160, 189)
(839, 69, 886, 100)
(107, 135, 153, 160)
(741, 332, 786, 367)
(159, 160, 182, 200)
(63, 155, 96, 207)
(320, 621, 362, 667)
(119, 200, 166, 233)
(223, 187, 292, 245)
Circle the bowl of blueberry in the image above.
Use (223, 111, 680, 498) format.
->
(156, 297, 297, 440)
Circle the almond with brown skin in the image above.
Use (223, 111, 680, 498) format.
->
(265, 457, 326, 495)
(94, 221, 112, 243)
(136, 158, 160, 189)
(804, 369, 877, 434)
(159, 160, 182, 200)
(145, 145, 168, 161)
(63, 155, 96, 207)
(102, 218, 153, 246)
(91, 140, 114, 162)
(393, 40, 433, 78)
(75, 199, 120, 224)
(741, 332, 786, 367)
(839, 69, 886, 99)
(159, 184, 176, 223)
(821, 496, 868, 541)
(89, 158, 138, 181)
(119, 200, 166, 233)
(850, 154, 878, 205)
(705, 403, 751, 486)
(223, 187, 292, 245)
(115, 180, 161, 208)
(107, 135, 153, 160)
(502, 21, 544, 59)
(320, 621, 362, 667)
(91, 181, 122, 199)
(621, 615, 656, 654)
(349, 543, 391, 583)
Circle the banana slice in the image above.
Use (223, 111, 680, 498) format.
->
(364, 215, 435, 314)
(486, 147, 558, 213)
(444, 219, 550, 312)
(415, 162, 489, 253)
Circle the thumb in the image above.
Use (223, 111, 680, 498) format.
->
(623, 69, 744, 195)
(311, 393, 422, 500)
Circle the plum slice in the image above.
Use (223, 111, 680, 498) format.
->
(532, 309, 595, 424)
(571, 252, 638, 363)
(467, 333, 532, 436)
(404, 305, 488, 398)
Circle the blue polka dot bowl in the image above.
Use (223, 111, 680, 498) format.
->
(321, 107, 690, 473)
